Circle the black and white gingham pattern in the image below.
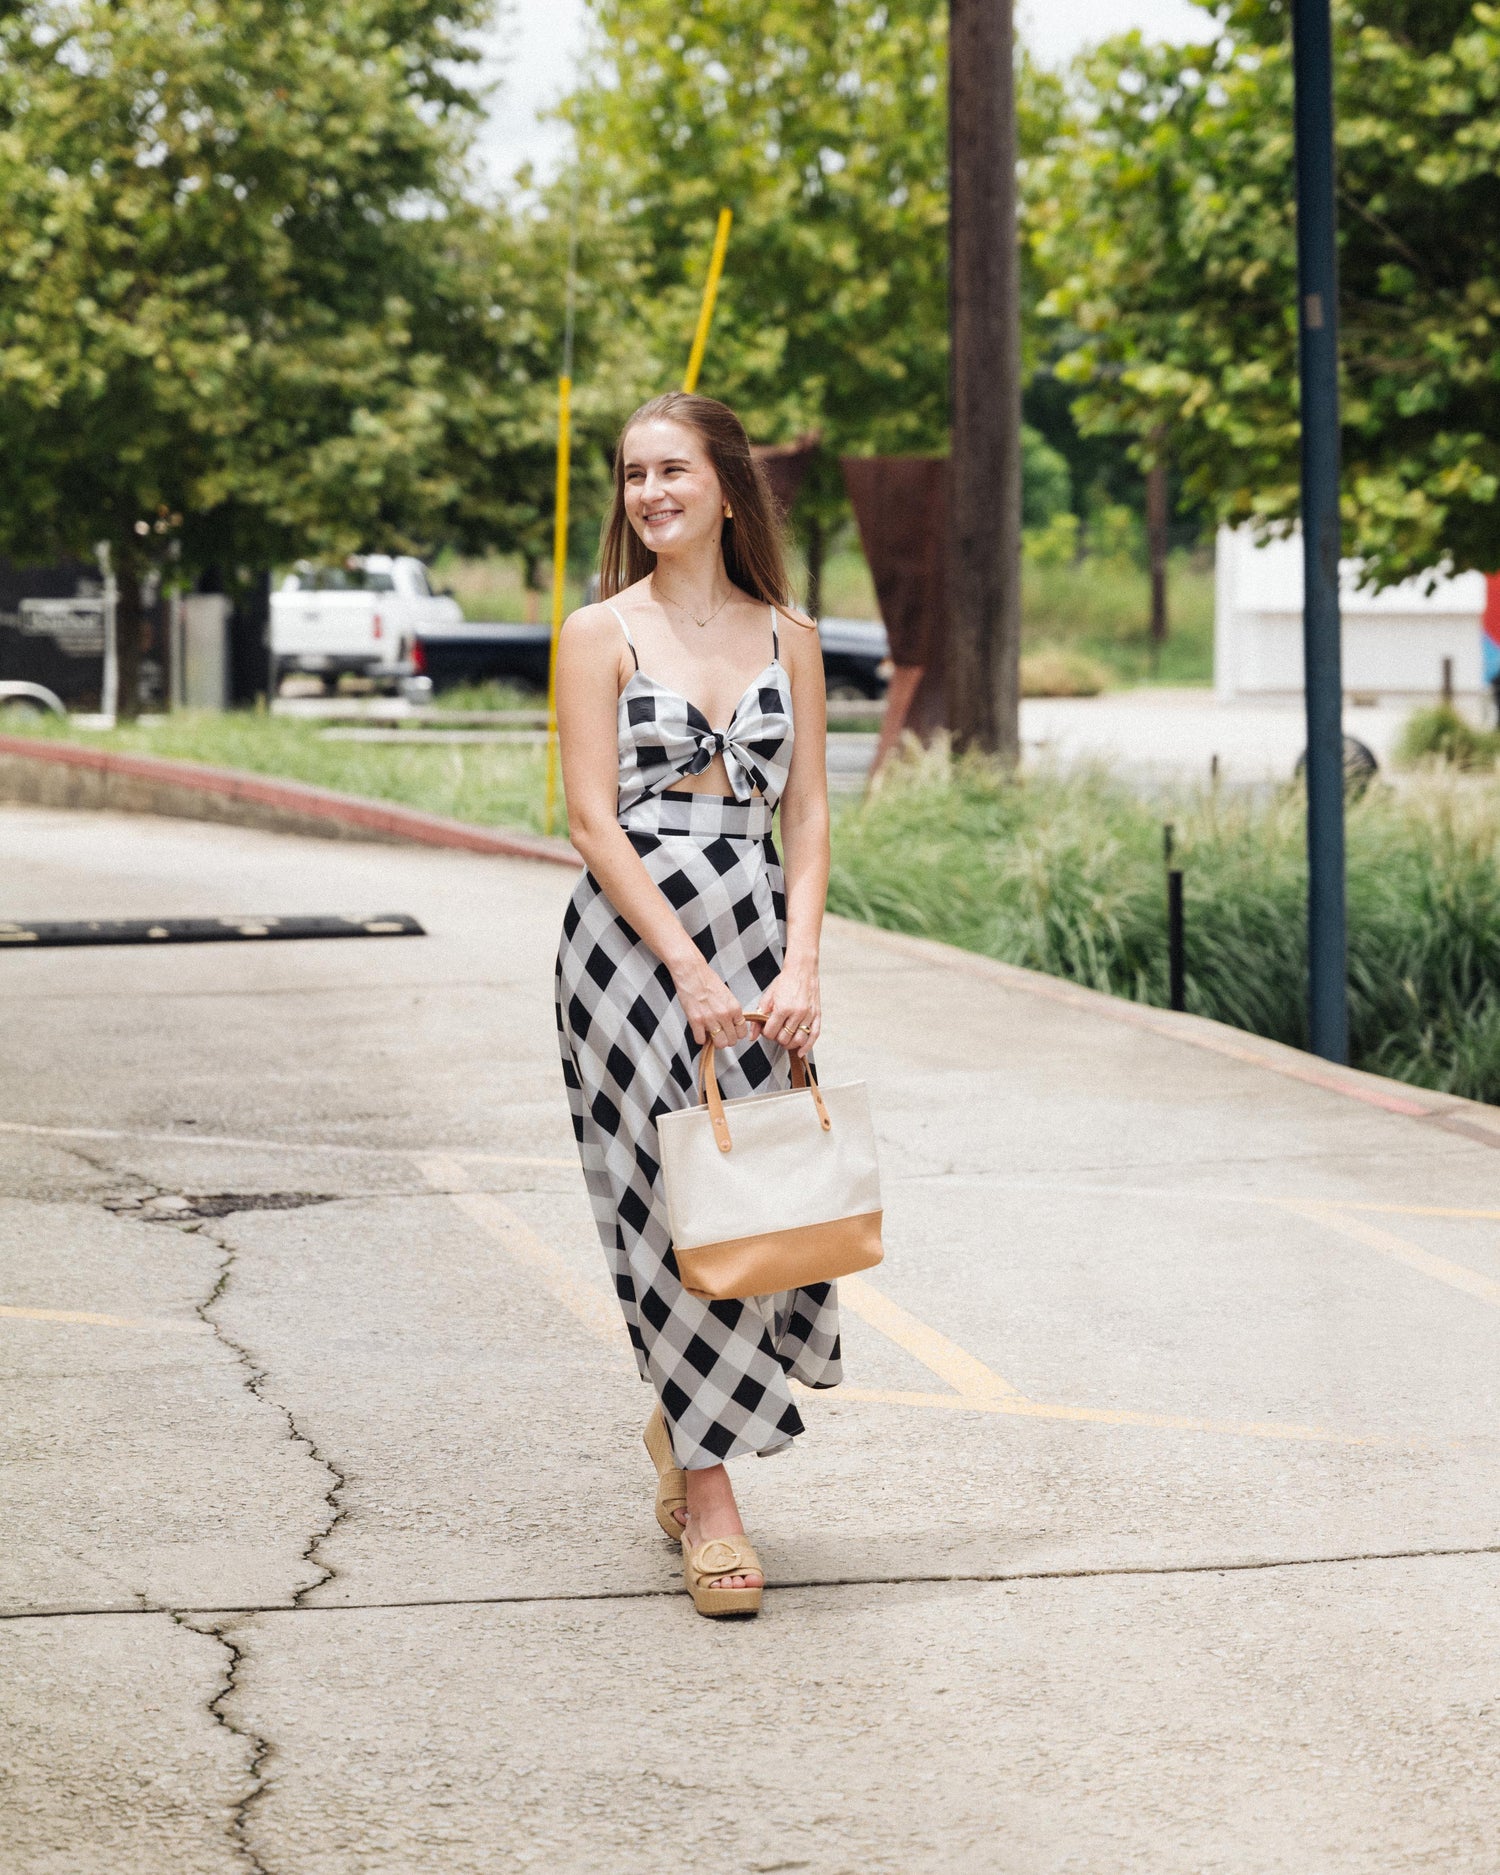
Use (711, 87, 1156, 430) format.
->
(613, 605, 795, 813)
(554, 625, 841, 1470)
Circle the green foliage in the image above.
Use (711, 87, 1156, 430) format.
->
(1022, 513, 1081, 568)
(830, 751, 1500, 1100)
(0, 0, 582, 609)
(1029, 3, 1500, 587)
(558, 3, 1071, 560)
(1396, 704, 1500, 770)
(565, 0, 953, 459)
(1022, 552, 1216, 685)
(1021, 424, 1073, 529)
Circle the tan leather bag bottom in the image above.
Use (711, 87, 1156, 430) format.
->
(676, 1209, 884, 1302)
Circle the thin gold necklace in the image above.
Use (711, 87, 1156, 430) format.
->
(654, 579, 734, 630)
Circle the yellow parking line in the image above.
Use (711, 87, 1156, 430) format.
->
(0, 1304, 205, 1333)
(1333, 1201, 1500, 1221)
(423, 1165, 1393, 1447)
(449, 1190, 621, 1346)
(421, 1157, 620, 1347)
(837, 1274, 1025, 1401)
(820, 1384, 1383, 1445)
(1286, 1202, 1500, 1308)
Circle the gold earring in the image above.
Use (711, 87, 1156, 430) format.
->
(724, 504, 733, 519)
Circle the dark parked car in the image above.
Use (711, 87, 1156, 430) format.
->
(413, 613, 891, 699)
(413, 621, 552, 692)
(817, 615, 892, 698)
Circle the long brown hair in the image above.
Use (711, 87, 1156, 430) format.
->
(599, 392, 792, 605)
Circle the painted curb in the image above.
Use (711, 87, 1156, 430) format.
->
(0, 735, 579, 869)
(831, 915, 1500, 1147)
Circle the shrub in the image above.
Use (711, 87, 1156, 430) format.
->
(1396, 704, 1500, 772)
(833, 749, 1500, 1102)
(1020, 646, 1111, 697)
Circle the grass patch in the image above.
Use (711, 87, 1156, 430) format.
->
(1020, 646, 1112, 697)
(830, 745, 1500, 1103)
(430, 550, 587, 625)
(1022, 553, 1214, 687)
(813, 544, 1214, 687)
(1396, 704, 1500, 772)
(427, 679, 545, 712)
(13, 710, 552, 836)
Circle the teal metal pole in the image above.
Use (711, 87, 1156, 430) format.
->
(1291, 0, 1348, 1062)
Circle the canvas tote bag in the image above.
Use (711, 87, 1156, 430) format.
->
(657, 1034, 883, 1301)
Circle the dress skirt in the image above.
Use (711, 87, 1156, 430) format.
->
(555, 788, 842, 1470)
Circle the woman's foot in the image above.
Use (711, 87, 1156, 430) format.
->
(683, 1462, 763, 1592)
(643, 1406, 688, 1536)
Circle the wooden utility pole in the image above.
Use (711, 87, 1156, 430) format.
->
(947, 0, 1022, 760)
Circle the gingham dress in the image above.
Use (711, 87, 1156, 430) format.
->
(555, 603, 842, 1470)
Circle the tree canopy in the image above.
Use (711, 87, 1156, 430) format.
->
(0, 0, 576, 702)
(565, 0, 952, 456)
(1028, 0, 1500, 586)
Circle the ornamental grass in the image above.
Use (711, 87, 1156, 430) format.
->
(829, 743, 1500, 1104)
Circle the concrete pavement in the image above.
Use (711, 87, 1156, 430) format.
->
(2, 804, 1499, 1872)
(818, 691, 1442, 795)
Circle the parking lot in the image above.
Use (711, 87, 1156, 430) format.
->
(4, 803, 1500, 1872)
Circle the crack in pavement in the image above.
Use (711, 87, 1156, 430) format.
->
(80, 1179, 354, 1872)
(188, 1216, 349, 1608)
(167, 1610, 274, 1875)
(7, 1539, 1500, 1622)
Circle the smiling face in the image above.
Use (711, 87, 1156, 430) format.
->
(621, 418, 727, 562)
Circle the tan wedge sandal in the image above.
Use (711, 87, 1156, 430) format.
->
(682, 1534, 764, 1618)
(643, 1405, 688, 1540)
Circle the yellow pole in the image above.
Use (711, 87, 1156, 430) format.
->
(543, 371, 572, 837)
(683, 207, 733, 393)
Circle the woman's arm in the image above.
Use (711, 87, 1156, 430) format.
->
(555, 605, 755, 1047)
(754, 609, 830, 1058)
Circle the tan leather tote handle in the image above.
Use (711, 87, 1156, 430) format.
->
(699, 1023, 831, 1154)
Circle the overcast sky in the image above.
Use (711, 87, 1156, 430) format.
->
(471, 0, 1213, 189)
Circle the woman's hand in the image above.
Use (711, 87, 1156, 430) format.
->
(749, 963, 821, 1058)
(672, 953, 750, 1050)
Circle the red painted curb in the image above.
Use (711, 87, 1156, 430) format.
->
(0, 735, 579, 869)
(839, 918, 1500, 1144)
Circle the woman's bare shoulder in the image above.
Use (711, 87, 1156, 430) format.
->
(560, 599, 625, 648)
(776, 600, 818, 632)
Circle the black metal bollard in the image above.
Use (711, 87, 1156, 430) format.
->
(1167, 869, 1186, 1013)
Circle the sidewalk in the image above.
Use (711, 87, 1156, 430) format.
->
(2, 803, 1497, 1872)
(822, 689, 1444, 794)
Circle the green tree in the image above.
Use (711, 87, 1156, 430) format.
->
(558, 8, 1081, 606)
(1029, 1, 1500, 587)
(561, 0, 953, 605)
(0, 0, 563, 711)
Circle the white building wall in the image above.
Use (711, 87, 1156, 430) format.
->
(1213, 525, 1488, 702)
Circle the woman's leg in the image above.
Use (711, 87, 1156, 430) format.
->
(682, 1464, 764, 1591)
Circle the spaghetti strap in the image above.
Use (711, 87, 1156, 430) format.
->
(607, 601, 639, 672)
(769, 607, 780, 662)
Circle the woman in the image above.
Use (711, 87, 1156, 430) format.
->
(553, 392, 839, 1618)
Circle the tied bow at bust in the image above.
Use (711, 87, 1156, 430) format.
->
(684, 726, 774, 800)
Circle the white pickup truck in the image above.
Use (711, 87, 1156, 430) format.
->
(270, 555, 462, 693)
